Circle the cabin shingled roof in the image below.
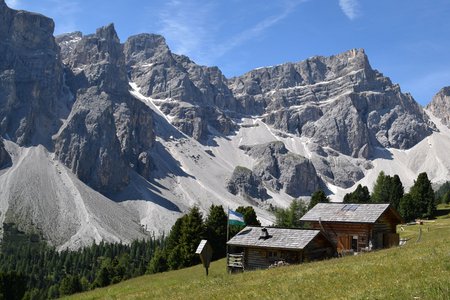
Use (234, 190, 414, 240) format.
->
(227, 227, 321, 250)
(299, 203, 391, 223)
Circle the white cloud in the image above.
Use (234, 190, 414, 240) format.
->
(339, 0, 361, 20)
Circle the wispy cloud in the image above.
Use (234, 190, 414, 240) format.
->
(158, 0, 217, 59)
(213, 1, 305, 59)
(339, 0, 361, 20)
(158, 0, 305, 65)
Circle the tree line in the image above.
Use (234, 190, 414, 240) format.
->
(274, 171, 447, 228)
(147, 205, 260, 274)
(343, 171, 437, 222)
(0, 223, 164, 299)
(0, 205, 259, 299)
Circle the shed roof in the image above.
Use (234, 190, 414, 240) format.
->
(227, 227, 321, 250)
(300, 203, 393, 223)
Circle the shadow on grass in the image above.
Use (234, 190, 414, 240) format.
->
(435, 206, 450, 219)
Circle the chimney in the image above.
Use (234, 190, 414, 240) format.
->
(259, 227, 269, 240)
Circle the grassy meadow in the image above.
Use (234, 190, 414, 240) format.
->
(64, 210, 450, 300)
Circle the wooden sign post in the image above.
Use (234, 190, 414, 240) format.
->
(195, 240, 213, 276)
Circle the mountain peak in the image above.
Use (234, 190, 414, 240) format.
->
(427, 86, 450, 127)
(95, 23, 119, 42)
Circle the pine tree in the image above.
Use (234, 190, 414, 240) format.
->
(147, 247, 168, 274)
(236, 206, 260, 226)
(59, 275, 82, 296)
(389, 175, 404, 210)
(409, 172, 435, 219)
(399, 193, 417, 222)
(275, 199, 307, 228)
(371, 171, 391, 203)
(205, 205, 227, 260)
(343, 184, 371, 203)
(308, 190, 329, 210)
(434, 181, 450, 204)
(178, 206, 206, 267)
(443, 191, 450, 204)
(166, 216, 186, 252)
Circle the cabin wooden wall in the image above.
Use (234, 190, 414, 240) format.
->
(304, 235, 335, 261)
(243, 248, 303, 270)
(309, 222, 372, 252)
(246, 248, 271, 270)
(373, 213, 400, 248)
(306, 210, 401, 251)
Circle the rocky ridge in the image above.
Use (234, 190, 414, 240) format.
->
(0, 138, 10, 168)
(124, 34, 235, 141)
(54, 25, 155, 194)
(238, 141, 321, 198)
(123, 37, 433, 188)
(0, 0, 70, 147)
(427, 87, 450, 128)
(228, 49, 432, 158)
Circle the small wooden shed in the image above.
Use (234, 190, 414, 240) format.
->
(300, 203, 403, 254)
(227, 227, 335, 271)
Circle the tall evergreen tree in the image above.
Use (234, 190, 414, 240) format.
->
(236, 206, 261, 226)
(0, 272, 27, 300)
(178, 206, 206, 267)
(389, 175, 404, 210)
(443, 191, 450, 204)
(409, 172, 435, 219)
(205, 205, 227, 260)
(146, 247, 168, 274)
(275, 199, 307, 228)
(166, 215, 187, 252)
(371, 171, 391, 203)
(308, 190, 330, 210)
(343, 184, 371, 203)
(435, 181, 450, 204)
(59, 275, 82, 296)
(399, 193, 417, 222)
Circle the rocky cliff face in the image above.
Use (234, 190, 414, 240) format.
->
(0, 138, 11, 169)
(124, 34, 235, 141)
(227, 166, 269, 201)
(54, 25, 154, 194)
(0, 1, 70, 146)
(228, 49, 432, 159)
(427, 87, 450, 127)
(238, 141, 321, 198)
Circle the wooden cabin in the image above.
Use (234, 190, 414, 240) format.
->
(300, 203, 403, 254)
(227, 227, 335, 271)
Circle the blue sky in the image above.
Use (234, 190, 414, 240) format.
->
(6, 0, 450, 105)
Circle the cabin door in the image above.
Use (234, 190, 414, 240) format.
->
(337, 235, 351, 252)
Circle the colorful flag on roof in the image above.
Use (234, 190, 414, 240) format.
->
(228, 209, 245, 226)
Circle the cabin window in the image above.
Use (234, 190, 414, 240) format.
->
(268, 251, 278, 258)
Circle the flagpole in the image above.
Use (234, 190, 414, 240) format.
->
(226, 207, 229, 273)
(226, 207, 230, 242)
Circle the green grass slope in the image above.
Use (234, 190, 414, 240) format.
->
(65, 217, 450, 300)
